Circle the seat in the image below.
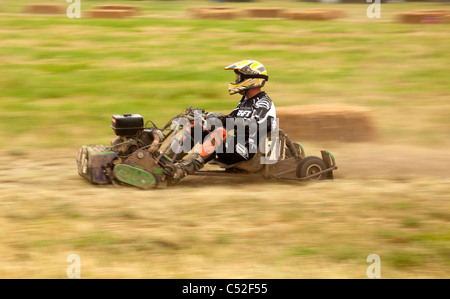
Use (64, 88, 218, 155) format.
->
(211, 129, 301, 173)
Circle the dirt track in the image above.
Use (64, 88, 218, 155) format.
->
(1, 142, 449, 278)
(1, 142, 449, 192)
(0, 142, 449, 210)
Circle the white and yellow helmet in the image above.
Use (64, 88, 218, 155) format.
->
(225, 60, 269, 95)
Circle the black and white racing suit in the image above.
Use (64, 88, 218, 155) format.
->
(171, 91, 277, 165)
(216, 91, 277, 165)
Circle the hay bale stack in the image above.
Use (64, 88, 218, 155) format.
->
(188, 6, 227, 18)
(398, 12, 427, 24)
(243, 7, 285, 18)
(87, 4, 140, 18)
(443, 14, 450, 23)
(201, 9, 238, 20)
(94, 4, 140, 15)
(86, 9, 134, 19)
(397, 9, 450, 24)
(23, 3, 65, 15)
(283, 9, 343, 21)
(417, 9, 450, 14)
(189, 6, 239, 20)
(276, 105, 376, 142)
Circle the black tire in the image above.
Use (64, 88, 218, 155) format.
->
(296, 156, 327, 180)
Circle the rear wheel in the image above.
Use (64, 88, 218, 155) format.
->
(296, 156, 327, 180)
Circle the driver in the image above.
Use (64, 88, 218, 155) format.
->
(164, 59, 277, 184)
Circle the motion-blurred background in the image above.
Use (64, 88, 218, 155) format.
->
(0, 0, 449, 278)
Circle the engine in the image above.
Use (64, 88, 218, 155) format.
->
(110, 113, 163, 156)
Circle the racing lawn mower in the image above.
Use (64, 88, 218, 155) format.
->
(76, 107, 337, 189)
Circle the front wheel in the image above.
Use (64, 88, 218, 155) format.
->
(296, 156, 327, 180)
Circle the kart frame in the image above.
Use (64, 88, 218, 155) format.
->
(77, 107, 338, 189)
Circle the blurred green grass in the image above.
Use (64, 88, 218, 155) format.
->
(0, 0, 449, 148)
(0, 1, 449, 278)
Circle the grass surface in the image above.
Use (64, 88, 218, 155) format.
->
(0, 0, 449, 279)
(0, 0, 449, 148)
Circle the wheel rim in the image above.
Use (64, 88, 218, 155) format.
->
(306, 164, 322, 180)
